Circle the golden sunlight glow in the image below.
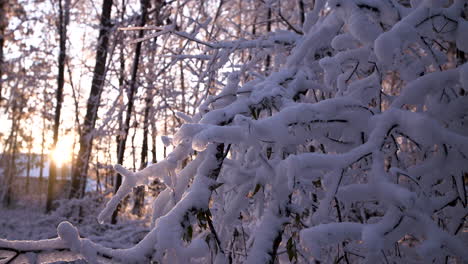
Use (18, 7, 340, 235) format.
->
(51, 135, 74, 167)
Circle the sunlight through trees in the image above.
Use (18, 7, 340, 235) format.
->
(0, 0, 467, 263)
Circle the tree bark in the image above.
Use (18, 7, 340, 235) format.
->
(47, 0, 69, 212)
(39, 104, 46, 186)
(179, 60, 186, 112)
(3, 109, 20, 207)
(265, 6, 272, 74)
(25, 134, 32, 193)
(299, 0, 305, 26)
(0, 0, 7, 102)
(115, 0, 126, 168)
(132, 84, 154, 216)
(131, 120, 137, 172)
(95, 153, 101, 193)
(151, 119, 157, 164)
(112, 0, 149, 223)
(69, 0, 113, 199)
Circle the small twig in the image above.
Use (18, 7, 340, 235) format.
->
(345, 250, 365, 258)
(346, 61, 360, 83)
(415, 14, 458, 29)
(277, 9, 303, 35)
(384, 215, 404, 236)
(344, 104, 375, 115)
(382, 250, 390, 264)
(118, 26, 165, 31)
(326, 135, 353, 145)
(396, 172, 420, 187)
(351, 152, 372, 166)
(222, 144, 232, 160)
(395, 131, 421, 150)
(206, 210, 225, 254)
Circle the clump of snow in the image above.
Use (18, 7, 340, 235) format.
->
(2, 1, 468, 263)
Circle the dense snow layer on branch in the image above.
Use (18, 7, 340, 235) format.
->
(2, 0, 468, 263)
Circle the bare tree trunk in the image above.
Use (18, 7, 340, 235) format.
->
(237, 0, 244, 63)
(112, 0, 149, 224)
(179, 60, 186, 113)
(114, 0, 126, 200)
(247, 0, 258, 65)
(299, 0, 305, 27)
(131, 121, 137, 172)
(39, 109, 46, 186)
(132, 84, 154, 216)
(128, 0, 164, 214)
(163, 106, 167, 158)
(69, 0, 113, 199)
(265, 5, 272, 74)
(25, 134, 32, 193)
(70, 133, 76, 178)
(47, 0, 69, 212)
(95, 154, 101, 193)
(105, 140, 112, 191)
(115, 0, 126, 167)
(148, 37, 159, 166)
(0, 0, 7, 102)
(151, 119, 157, 164)
(3, 116, 19, 207)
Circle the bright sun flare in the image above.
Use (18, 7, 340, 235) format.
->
(51, 136, 74, 167)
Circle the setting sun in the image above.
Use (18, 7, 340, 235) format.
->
(50, 136, 74, 167)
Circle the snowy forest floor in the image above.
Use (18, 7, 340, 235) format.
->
(0, 193, 150, 263)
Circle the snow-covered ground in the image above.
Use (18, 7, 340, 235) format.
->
(0, 193, 150, 263)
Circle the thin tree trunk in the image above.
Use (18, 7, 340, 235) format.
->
(3, 116, 19, 207)
(112, 0, 149, 224)
(247, 1, 258, 64)
(47, 0, 69, 212)
(299, 0, 305, 27)
(151, 119, 157, 164)
(25, 135, 32, 193)
(95, 154, 101, 193)
(114, 0, 126, 199)
(131, 121, 137, 172)
(265, 6, 272, 74)
(116, 0, 126, 166)
(69, 0, 113, 199)
(105, 140, 112, 190)
(132, 84, 154, 216)
(0, 0, 7, 102)
(5, 134, 18, 207)
(39, 108, 46, 186)
(163, 106, 167, 158)
(238, 0, 244, 63)
(148, 37, 159, 165)
(179, 60, 186, 113)
(70, 133, 76, 179)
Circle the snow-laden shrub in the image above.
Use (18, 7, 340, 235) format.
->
(1, 0, 467, 263)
